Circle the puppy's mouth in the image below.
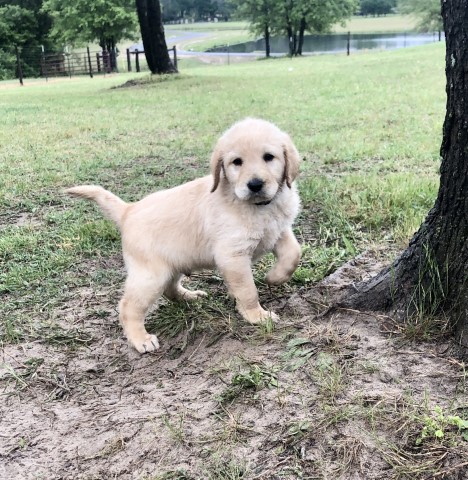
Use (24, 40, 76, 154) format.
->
(254, 199, 271, 206)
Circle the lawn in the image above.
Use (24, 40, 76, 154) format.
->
(1, 44, 467, 479)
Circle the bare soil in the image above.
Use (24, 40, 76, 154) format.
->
(1, 252, 467, 480)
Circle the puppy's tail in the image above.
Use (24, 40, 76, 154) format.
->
(66, 185, 128, 228)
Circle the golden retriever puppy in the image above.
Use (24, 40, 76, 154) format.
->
(67, 118, 301, 353)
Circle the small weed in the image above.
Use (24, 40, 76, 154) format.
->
(161, 412, 186, 444)
(216, 362, 278, 406)
(212, 408, 254, 443)
(231, 363, 278, 390)
(287, 419, 311, 440)
(416, 405, 468, 445)
(203, 455, 247, 480)
(283, 337, 317, 371)
(312, 352, 347, 402)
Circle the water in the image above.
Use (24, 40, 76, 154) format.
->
(207, 32, 444, 55)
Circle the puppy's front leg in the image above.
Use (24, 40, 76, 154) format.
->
(217, 255, 278, 324)
(266, 228, 301, 286)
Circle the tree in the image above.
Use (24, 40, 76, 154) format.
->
(235, 0, 277, 57)
(42, 0, 137, 53)
(360, 0, 396, 16)
(398, 0, 442, 32)
(0, 3, 51, 79)
(161, 0, 233, 22)
(135, 0, 177, 74)
(0, 0, 52, 47)
(341, 0, 468, 349)
(272, 0, 357, 56)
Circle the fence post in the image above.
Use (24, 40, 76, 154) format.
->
(126, 48, 131, 72)
(41, 45, 48, 82)
(173, 45, 178, 71)
(15, 46, 23, 86)
(347, 31, 351, 56)
(87, 46, 93, 78)
(135, 49, 140, 72)
(96, 52, 101, 73)
(67, 53, 72, 79)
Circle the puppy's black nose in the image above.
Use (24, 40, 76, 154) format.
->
(247, 178, 264, 193)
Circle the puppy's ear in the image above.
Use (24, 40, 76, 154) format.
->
(210, 148, 223, 193)
(282, 135, 300, 188)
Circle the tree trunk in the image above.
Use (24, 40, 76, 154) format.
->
(264, 25, 270, 58)
(341, 0, 468, 348)
(135, 0, 177, 74)
(287, 25, 294, 56)
(298, 17, 306, 55)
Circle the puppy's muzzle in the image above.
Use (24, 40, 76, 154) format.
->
(247, 178, 264, 193)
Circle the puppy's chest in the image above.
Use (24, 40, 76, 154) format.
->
(248, 213, 287, 254)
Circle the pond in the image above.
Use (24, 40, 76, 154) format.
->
(207, 32, 444, 55)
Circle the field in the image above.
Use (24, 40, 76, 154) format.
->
(1, 44, 468, 479)
(165, 15, 419, 52)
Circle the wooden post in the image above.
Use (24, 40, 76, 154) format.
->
(67, 54, 72, 79)
(41, 45, 48, 82)
(15, 45, 23, 86)
(126, 48, 131, 72)
(135, 49, 140, 72)
(96, 52, 101, 73)
(87, 46, 93, 78)
(347, 31, 351, 56)
(172, 46, 178, 71)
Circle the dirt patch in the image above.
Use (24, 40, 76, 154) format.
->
(1, 251, 467, 479)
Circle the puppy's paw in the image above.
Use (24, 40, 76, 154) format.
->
(180, 289, 208, 301)
(266, 269, 291, 286)
(130, 334, 160, 354)
(239, 306, 279, 325)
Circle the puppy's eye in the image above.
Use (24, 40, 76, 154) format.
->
(263, 153, 274, 162)
(233, 158, 243, 166)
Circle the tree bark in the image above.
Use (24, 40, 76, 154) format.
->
(298, 17, 306, 55)
(341, 0, 468, 347)
(264, 25, 270, 58)
(135, 0, 177, 74)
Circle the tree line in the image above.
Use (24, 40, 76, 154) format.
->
(0, 0, 443, 80)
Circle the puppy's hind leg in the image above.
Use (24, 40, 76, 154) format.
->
(164, 274, 207, 302)
(119, 262, 171, 353)
(266, 229, 301, 286)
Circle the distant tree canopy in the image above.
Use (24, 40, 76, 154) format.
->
(398, 0, 442, 32)
(42, 0, 138, 51)
(0, 0, 52, 47)
(359, 0, 396, 16)
(0, 0, 53, 79)
(234, 0, 358, 56)
(161, 0, 234, 22)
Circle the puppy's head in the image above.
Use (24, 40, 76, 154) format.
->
(210, 118, 300, 204)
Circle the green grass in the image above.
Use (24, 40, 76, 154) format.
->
(334, 14, 418, 33)
(0, 43, 445, 344)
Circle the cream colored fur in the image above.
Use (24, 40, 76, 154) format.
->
(67, 118, 301, 353)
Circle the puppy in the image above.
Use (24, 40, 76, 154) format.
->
(67, 118, 301, 353)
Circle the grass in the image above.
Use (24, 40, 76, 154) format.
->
(0, 43, 445, 345)
(3, 45, 461, 478)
